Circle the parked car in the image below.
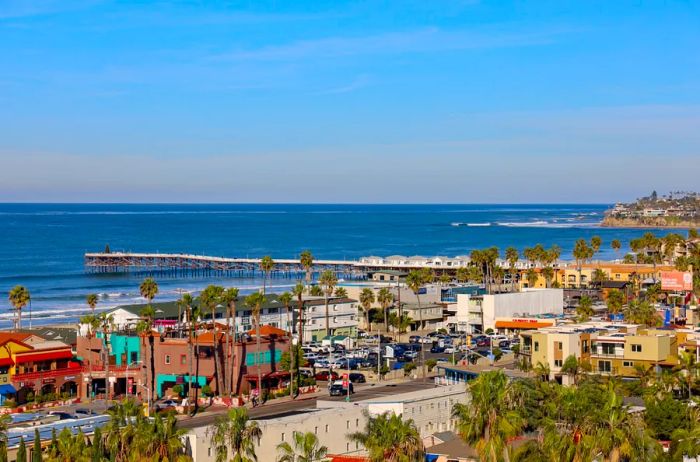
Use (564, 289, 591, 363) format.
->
(419, 337, 434, 344)
(155, 399, 179, 411)
(476, 339, 490, 347)
(349, 372, 366, 383)
(329, 382, 354, 396)
(314, 370, 339, 382)
(430, 345, 446, 353)
(498, 340, 511, 348)
(444, 346, 457, 354)
(401, 351, 418, 361)
(409, 335, 421, 343)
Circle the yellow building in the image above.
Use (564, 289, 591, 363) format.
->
(520, 322, 679, 382)
(518, 262, 677, 290)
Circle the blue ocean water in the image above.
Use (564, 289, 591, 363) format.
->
(0, 203, 674, 328)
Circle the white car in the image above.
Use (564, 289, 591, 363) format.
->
(444, 346, 457, 354)
(419, 337, 434, 344)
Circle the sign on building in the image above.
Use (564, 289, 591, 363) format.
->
(660, 271, 693, 291)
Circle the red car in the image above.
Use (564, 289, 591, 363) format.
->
(314, 370, 339, 382)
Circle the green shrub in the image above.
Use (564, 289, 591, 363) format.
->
(403, 363, 417, 377)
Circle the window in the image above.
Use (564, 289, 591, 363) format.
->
(554, 359, 563, 367)
(281, 433, 285, 442)
(623, 361, 634, 367)
(534, 341, 539, 352)
(582, 340, 589, 353)
(130, 352, 138, 363)
(555, 342, 563, 351)
(347, 443, 350, 452)
(598, 360, 612, 373)
(164, 355, 171, 365)
(180, 354, 187, 365)
(602, 343, 615, 355)
(314, 427, 318, 435)
(325, 424, 329, 433)
(631, 344, 642, 353)
(346, 420, 350, 429)
(356, 418, 359, 427)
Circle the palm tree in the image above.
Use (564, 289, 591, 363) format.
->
(560, 355, 580, 385)
(406, 269, 430, 380)
(577, 295, 594, 322)
(505, 247, 519, 292)
(452, 370, 525, 462)
(606, 289, 624, 318)
(138, 411, 188, 461)
(611, 239, 622, 257)
(201, 285, 225, 396)
(260, 256, 275, 295)
(276, 431, 328, 462)
(376, 288, 393, 334)
(292, 282, 305, 343)
(348, 411, 423, 462)
(99, 313, 115, 400)
(318, 270, 338, 337)
(8, 285, 30, 331)
(209, 407, 262, 462)
(222, 288, 239, 397)
(525, 268, 539, 288)
(279, 292, 293, 335)
(334, 287, 348, 298)
(138, 277, 159, 404)
(300, 250, 314, 287)
(573, 239, 593, 288)
(674, 351, 697, 399)
(359, 288, 375, 333)
(81, 294, 101, 402)
(671, 424, 700, 461)
(180, 293, 198, 403)
(541, 266, 554, 288)
(590, 235, 602, 264)
(245, 292, 266, 401)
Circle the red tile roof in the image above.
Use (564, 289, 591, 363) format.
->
(247, 325, 288, 337)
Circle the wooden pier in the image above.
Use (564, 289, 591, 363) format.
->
(84, 252, 366, 279)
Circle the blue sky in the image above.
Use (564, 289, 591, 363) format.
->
(1, 0, 698, 203)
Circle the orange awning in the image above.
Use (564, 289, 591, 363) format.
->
(495, 320, 554, 329)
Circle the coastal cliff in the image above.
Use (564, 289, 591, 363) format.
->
(600, 215, 700, 229)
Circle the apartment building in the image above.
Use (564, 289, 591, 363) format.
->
(519, 322, 680, 381)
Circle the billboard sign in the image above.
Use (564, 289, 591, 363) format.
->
(660, 271, 693, 291)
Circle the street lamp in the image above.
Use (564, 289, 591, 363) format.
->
(136, 383, 152, 415)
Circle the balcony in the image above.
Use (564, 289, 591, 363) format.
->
(12, 365, 82, 382)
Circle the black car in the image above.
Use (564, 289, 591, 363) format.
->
(499, 340, 511, 348)
(329, 382, 354, 396)
(349, 372, 366, 383)
(409, 335, 421, 343)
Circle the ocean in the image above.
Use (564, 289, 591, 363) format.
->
(0, 203, 677, 329)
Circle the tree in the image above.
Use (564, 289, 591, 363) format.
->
(276, 431, 327, 462)
(623, 300, 661, 327)
(308, 285, 323, 297)
(259, 256, 275, 295)
(8, 285, 30, 331)
(452, 370, 525, 462)
(348, 411, 423, 462)
(32, 429, 41, 462)
(591, 268, 608, 286)
(299, 251, 314, 287)
(505, 247, 519, 292)
(201, 285, 225, 396)
(221, 288, 239, 397)
(334, 287, 347, 298)
(17, 437, 26, 462)
(183, 294, 201, 408)
(406, 269, 430, 380)
(209, 407, 262, 462)
(359, 288, 375, 332)
(318, 270, 338, 337)
(137, 277, 158, 404)
(376, 288, 393, 334)
(573, 239, 593, 288)
(560, 355, 580, 385)
(577, 296, 594, 321)
(606, 289, 624, 317)
(590, 235, 602, 262)
(541, 266, 555, 288)
(611, 239, 622, 256)
(525, 269, 539, 288)
(245, 292, 266, 400)
(645, 395, 689, 441)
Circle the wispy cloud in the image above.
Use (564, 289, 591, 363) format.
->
(315, 74, 371, 95)
(215, 26, 571, 61)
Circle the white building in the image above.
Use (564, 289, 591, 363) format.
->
(185, 384, 468, 462)
(448, 289, 564, 333)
